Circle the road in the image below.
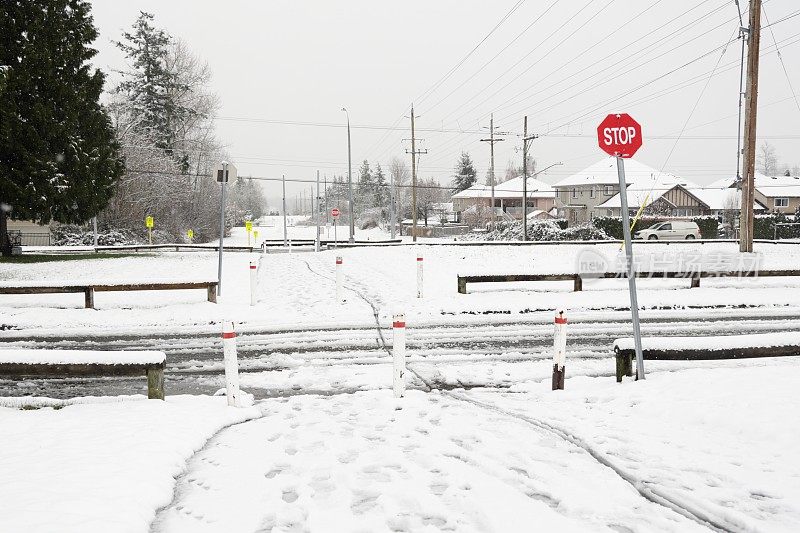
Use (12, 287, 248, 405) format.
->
(3, 306, 799, 399)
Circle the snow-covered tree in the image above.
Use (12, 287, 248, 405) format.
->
(0, 0, 124, 255)
(451, 152, 477, 193)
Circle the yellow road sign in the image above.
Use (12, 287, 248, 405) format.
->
(245, 221, 253, 232)
(187, 229, 194, 239)
(145, 216, 154, 229)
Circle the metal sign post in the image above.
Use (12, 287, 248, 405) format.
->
(216, 161, 237, 297)
(597, 113, 645, 380)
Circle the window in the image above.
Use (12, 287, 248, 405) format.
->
(775, 197, 789, 207)
(571, 188, 578, 199)
(660, 223, 672, 230)
(589, 187, 596, 199)
(604, 185, 614, 196)
(606, 209, 613, 216)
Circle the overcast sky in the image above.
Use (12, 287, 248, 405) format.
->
(88, 0, 800, 209)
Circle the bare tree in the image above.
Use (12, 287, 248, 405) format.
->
(389, 157, 410, 219)
(416, 177, 446, 226)
(758, 141, 779, 176)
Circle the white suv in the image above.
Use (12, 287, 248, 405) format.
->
(634, 221, 701, 240)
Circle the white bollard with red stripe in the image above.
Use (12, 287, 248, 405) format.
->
(335, 256, 343, 303)
(552, 310, 567, 390)
(249, 260, 257, 306)
(222, 321, 242, 407)
(393, 313, 406, 398)
(416, 256, 424, 299)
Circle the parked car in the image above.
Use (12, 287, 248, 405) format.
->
(634, 221, 701, 240)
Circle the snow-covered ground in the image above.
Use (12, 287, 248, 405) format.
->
(0, 395, 260, 533)
(3, 363, 797, 532)
(3, 233, 800, 336)
(3, 229, 800, 531)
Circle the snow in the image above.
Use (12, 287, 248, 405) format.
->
(0, 349, 165, 365)
(4, 240, 800, 337)
(552, 156, 693, 188)
(0, 395, 261, 533)
(614, 332, 800, 351)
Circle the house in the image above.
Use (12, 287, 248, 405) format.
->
(554, 157, 693, 223)
(451, 175, 557, 221)
(754, 173, 800, 213)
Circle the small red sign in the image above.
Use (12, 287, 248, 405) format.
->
(597, 113, 642, 158)
(331, 208, 340, 218)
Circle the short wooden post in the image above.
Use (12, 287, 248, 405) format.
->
(84, 287, 95, 309)
(457, 276, 467, 294)
(573, 275, 583, 292)
(147, 365, 165, 400)
(207, 284, 217, 303)
(625, 354, 634, 377)
(690, 276, 700, 288)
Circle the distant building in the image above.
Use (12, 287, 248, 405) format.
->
(554, 158, 692, 223)
(451, 175, 557, 221)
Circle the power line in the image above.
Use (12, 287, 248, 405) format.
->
(762, 5, 800, 115)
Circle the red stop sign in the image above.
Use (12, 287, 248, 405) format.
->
(597, 113, 642, 158)
(331, 208, 340, 218)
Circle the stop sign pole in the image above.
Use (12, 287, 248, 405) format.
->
(597, 113, 645, 380)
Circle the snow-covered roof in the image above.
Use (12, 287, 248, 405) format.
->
(686, 187, 767, 211)
(596, 173, 698, 210)
(553, 157, 690, 189)
(452, 175, 556, 200)
(755, 174, 800, 197)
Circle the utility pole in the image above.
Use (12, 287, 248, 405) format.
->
(315, 171, 320, 252)
(282, 174, 287, 247)
(480, 114, 505, 225)
(389, 167, 397, 239)
(739, 0, 761, 253)
(342, 108, 355, 243)
(406, 104, 428, 242)
(521, 116, 538, 242)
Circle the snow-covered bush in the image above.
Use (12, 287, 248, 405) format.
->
(51, 224, 143, 246)
(462, 220, 611, 241)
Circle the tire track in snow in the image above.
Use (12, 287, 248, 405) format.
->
(305, 260, 736, 532)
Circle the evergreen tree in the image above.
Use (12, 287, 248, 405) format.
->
(356, 160, 374, 213)
(0, 0, 124, 255)
(373, 163, 387, 210)
(451, 151, 477, 193)
(114, 12, 195, 157)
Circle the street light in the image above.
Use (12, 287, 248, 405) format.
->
(523, 161, 563, 241)
(341, 107, 355, 244)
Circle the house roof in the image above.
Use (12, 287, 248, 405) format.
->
(755, 174, 800, 197)
(452, 175, 556, 200)
(686, 186, 766, 211)
(553, 157, 690, 188)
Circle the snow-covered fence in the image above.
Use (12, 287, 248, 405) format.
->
(393, 314, 406, 398)
(552, 310, 567, 390)
(613, 332, 800, 382)
(221, 321, 242, 407)
(0, 280, 219, 308)
(0, 349, 166, 400)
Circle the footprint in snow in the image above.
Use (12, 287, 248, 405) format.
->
(282, 489, 299, 503)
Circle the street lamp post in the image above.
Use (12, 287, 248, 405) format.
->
(342, 108, 355, 243)
(522, 162, 563, 241)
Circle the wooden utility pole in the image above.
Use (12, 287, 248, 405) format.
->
(406, 105, 427, 242)
(522, 116, 538, 242)
(739, 0, 761, 253)
(480, 114, 505, 225)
